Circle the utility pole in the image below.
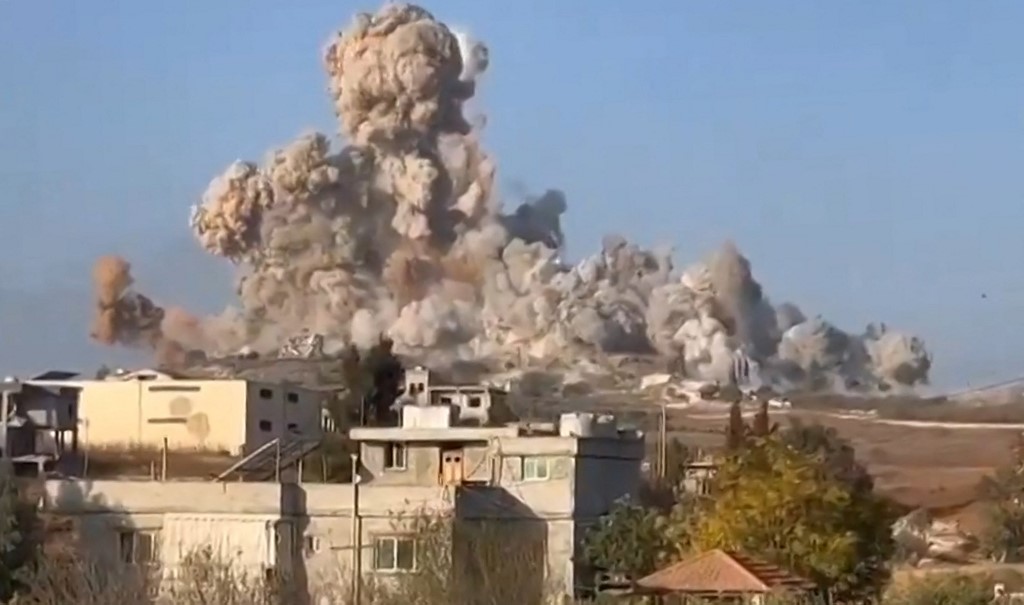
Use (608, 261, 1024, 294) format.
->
(161, 437, 168, 481)
(350, 453, 362, 605)
(274, 438, 282, 483)
(658, 401, 667, 480)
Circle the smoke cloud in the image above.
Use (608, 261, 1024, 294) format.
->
(94, 2, 931, 392)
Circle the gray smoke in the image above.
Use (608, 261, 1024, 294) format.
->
(110, 2, 931, 391)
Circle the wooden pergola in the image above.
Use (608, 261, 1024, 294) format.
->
(634, 549, 823, 604)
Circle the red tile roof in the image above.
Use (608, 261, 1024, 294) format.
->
(637, 549, 817, 595)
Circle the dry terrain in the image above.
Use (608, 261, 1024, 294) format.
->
(663, 405, 1021, 525)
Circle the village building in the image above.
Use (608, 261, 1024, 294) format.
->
(26, 367, 645, 602)
(22, 368, 324, 455)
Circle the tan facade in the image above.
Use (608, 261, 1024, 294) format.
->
(32, 370, 323, 455)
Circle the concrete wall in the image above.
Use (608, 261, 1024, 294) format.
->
(428, 388, 492, 425)
(360, 441, 495, 486)
(243, 383, 323, 452)
(76, 380, 249, 453)
(360, 442, 445, 486)
(43, 479, 452, 584)
(70, 379, 322, 455)
(571, 437, 644, 594)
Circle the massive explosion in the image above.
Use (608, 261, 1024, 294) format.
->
(88, 3, 931, 392)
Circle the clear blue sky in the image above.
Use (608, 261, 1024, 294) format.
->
(1, 1, 1022, 391)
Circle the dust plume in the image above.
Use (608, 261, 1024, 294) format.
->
(90, 256, 164, 348)
(88, 256, 204, 367)
(93, 3, 932, 392)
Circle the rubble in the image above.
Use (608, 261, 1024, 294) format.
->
(893, 509, 978, 565)
(277, 331, 326, 359)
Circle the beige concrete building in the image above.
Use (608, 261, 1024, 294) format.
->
(30, 369, 324, 455)
(41, 404, 645, 601)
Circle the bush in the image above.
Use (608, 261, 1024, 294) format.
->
(882, 573, 993, 605)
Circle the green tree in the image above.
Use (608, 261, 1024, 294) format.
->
(0, 460, 34, 600)
(751, 400, 776, 437)
(582, 497, 672, 583)
(782, 419, 872, 491)
(689, 435, 893, 601)
(780, 419, 898, 599)
(314, 336, 405, 482)
(979, 435, 1024, 562)
(327, 336, 404, 429)
(725, 401, 746, 451)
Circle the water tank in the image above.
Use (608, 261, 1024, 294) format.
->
(559, 412, 594, 437)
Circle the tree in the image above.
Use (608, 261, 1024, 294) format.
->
(782, 419, 871, 491)
(979, 435, 1024, 562)
(780, 419, 898, 598)
(362, 336, 404, 425)
(0, 460, 34, 600)
(689, 435, 894, 601)
(751, 400, 775, 437)
(582, 497, 672, 583)
(725, 401, 746, 451)
(641, 437, 694, 510)
(328, 336, 405, 429)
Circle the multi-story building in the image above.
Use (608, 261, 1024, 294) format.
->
(28, 368, 324, 454)
(40, 401, 645, 601)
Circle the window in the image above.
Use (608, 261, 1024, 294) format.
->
(287, 423, 299, 433)
(440, 396, 453, 405)
(118, 530, 159, 565)
(259, 420, 273, 432)
(372, 536, 415, 572)
(304, 535, 322, 557)
(259, 388, 273, 399)
(287, 392, 299, 404)
(384, 442, 406, 470)
(468, 396, 482, 409)
(522, 456, 550, 481)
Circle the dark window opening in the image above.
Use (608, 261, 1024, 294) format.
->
(287, 392, 299, 403)
(259, 420, 272, 432)
(384, 442, 407, 470)
(259, 388, 273, 399)
(118, 530, 157, 565)
(373, 536, 416, 571)
(468, 396, 482, 408)
(287, 423, 298, 432)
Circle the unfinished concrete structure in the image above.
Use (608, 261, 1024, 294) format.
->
(1, 374, 80, 473)
(402, 366, 509, 426)
(40, 403, 645, 601)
